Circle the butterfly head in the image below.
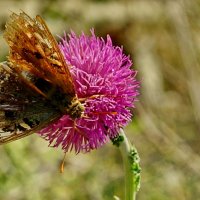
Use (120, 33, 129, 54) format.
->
(66, 97, 85, 119)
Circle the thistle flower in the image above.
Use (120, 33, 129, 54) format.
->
(38, 30, 139, 153)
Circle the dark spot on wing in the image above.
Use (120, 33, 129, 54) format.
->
(34, 52, 43, 59)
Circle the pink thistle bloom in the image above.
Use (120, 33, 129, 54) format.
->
(38, 30, 140, 153)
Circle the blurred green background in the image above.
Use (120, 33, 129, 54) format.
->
(1, 0, 200, 199)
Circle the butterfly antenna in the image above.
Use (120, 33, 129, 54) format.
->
(60, 152, 67, 173)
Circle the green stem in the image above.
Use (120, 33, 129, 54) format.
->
(118, 129, 141, 200)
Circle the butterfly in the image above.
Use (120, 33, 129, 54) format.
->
(0, 12, 84, 145)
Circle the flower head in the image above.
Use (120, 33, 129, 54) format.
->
(38, 30, 139, 153)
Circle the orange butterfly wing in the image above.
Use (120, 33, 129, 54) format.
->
(0, 11, 83, 144)
(4, 11, 76, 98)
